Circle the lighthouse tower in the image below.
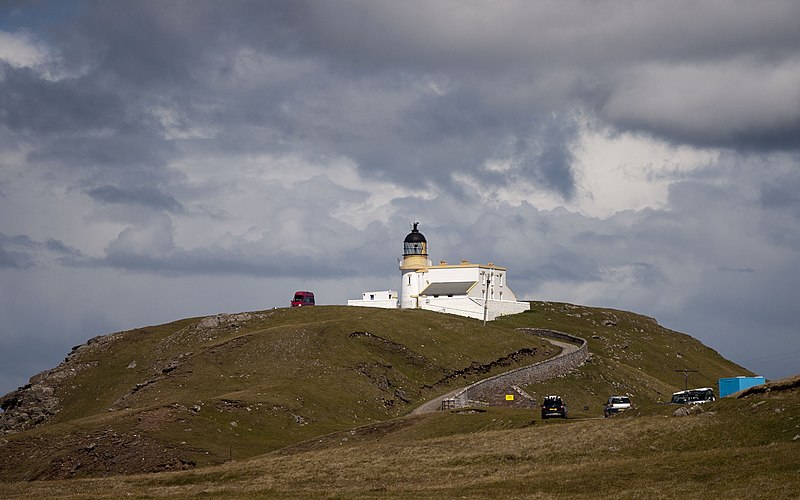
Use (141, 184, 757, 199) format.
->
(399, 222, 429, 309)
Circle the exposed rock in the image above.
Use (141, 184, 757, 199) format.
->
(161, 361, 180, 374)
(673, 404, 705, 417)
(673, 407, 691, 417)
(394, 388, 410, 403)
(196, 312, 255, 330)
(197, 316, 221, 329)
(1, 382, 61, 435)
(602, 314, 619, 327)
(642, 315, 659, 325)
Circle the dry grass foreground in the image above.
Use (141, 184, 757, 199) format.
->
(2, 376, 799, 499)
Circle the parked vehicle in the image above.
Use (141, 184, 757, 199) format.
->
(291, 291, 315, 307)
(603, 395, 632, 417)
(670, 387, 716, 405)
(541, 395, 567, 419)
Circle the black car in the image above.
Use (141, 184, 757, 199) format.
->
(541, 395, 567, 419)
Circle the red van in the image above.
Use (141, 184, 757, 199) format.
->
(291, 291, 315, 307)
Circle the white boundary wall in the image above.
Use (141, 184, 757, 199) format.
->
(420, 297, 530, 320)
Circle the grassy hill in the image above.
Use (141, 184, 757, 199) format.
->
(493, 302, 751, 417)
(1, 300, 785, 495)
(0, 305, 557, 479)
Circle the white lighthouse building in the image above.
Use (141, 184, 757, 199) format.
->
(348, 223, 530, 321)
(399, 222, 429, 309)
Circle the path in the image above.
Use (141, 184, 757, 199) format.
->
(410, 337, 580, 415)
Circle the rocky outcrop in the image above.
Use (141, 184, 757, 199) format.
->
(0, 335, 112, 434)
(0, 312, 266, 435)
(0, 382, 59, 433)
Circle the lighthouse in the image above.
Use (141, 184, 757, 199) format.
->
(348, 223, 530, 319)
(399, 222, 429, 309)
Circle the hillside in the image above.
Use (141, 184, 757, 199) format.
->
(2, 379, 798, 498)
(493, 302, 752, 417)
(0, 305, 556, 479)
(0, 302, 760, 485)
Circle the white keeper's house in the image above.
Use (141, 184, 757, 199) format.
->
(347, 223, 530, 321)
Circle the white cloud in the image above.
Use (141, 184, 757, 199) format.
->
(573, 127, 719, 217)
(0, 30, 47, 68)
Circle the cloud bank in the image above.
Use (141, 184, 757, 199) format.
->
(1, 1, 799, 394)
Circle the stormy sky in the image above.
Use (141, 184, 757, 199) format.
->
(1, 1, 798, 395)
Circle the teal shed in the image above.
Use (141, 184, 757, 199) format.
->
(719, 376, 766, 397)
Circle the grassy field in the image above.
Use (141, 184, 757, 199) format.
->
(2, 301, 790, 498)
(2, 384, 798, 498)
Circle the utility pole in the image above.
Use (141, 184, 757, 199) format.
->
(482, 271, 492, 327)
(674, 369, 698, 391)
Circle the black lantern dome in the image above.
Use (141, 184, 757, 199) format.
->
(403, 222, 427, 256)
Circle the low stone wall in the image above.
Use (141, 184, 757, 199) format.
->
(452, 328, 588, 406)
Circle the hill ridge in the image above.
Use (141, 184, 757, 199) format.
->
(0, 302, 754, 481)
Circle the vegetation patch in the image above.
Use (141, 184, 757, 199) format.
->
(2, 302, 794, 498)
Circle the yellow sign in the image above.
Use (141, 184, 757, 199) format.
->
(505, 394, 514, 401)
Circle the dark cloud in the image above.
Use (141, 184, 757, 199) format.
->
(0, 233, 83, 269)
(45, 238, 82, 257)
(255, 2, 800, 74)
(0, 245, 30, 268)
(0, 64, 123, 134)
(86, 185, 183, 212)
(6, 0, 792, 210)
(0, 234, 35, 268)
(65, 221, 395, 279)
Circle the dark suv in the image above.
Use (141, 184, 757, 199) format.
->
(541, 395, 567, 419)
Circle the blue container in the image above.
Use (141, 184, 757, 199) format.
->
(719, 376, 766, 397)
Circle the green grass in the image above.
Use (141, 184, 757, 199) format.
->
(1, 306, 556, 479)
(1, 300, 785, 498)
(494, 302, 749, 418)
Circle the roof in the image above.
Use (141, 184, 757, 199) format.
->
(419, 281, 477, 296)
(403, 222, 427, 243)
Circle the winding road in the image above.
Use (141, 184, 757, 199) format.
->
(410, 337, 581, 415)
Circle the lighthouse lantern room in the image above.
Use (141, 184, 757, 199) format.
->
(400, 222, 430, 309)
